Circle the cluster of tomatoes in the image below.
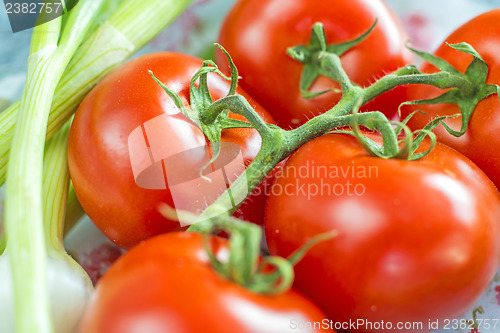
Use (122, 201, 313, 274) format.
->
(68, 0, 500, 332)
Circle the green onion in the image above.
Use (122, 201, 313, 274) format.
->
(0, 1, 193, 331)
(42, 120, 93, 333)
(2, 1, 105, 331)
(0, 0, 194, 185)
(63, 183, 85, 236)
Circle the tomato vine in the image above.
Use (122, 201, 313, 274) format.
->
(149, 22, 499, 293)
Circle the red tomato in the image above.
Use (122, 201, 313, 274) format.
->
(79, 232, 334, 333)
(402, 9, 500, 188)
(265, 133, 500, 333)
(216, 0, 413, 128)
(68, 52, 274, 249)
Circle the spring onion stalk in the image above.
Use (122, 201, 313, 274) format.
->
(63, 183, 85, 236)
(0, 124, 91, 333)
(0, 0, 194, 184)
(42, 121, 93, 333)
(0, 225, 4, 254)
(2, 0, 105, 331)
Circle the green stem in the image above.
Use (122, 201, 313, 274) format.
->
(188, 92, 376, 229)
(5, 1, 103, 331)
(288, 90, 361, 144)
(0, 0, 194, 185)
(193, 140, 284, 226)
(363, 71, 476, 102)
(316, 51, 355, 92)
(203, 95, 275, 141)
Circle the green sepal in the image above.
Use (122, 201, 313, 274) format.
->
(448, 42, 487, 86)
(407, 45, 463, 77)
(214, 43, 239, 97)
(203, 233, 228, 277)
(226, 222, 261, 286)
(395, 111, 454, 160)
(393, 110, 425, 136)
(331, 109, 450, 161)
(440, 100, 475, 137)
(248, 256, 294, 295)
(151, 45, 246, 180)
(397, 89, 459, 117)
(330, 106, 403, 159)
(287, 231, 338, 266)
(197, 44, 244, 175)
(351, 115, 387, 158)
(151, 67, 226, 180)
(188, 211, 299, 295)
(330, 128, 386, 159)
(189, 60, 220, 120)
(405, 43, 499, 137)
(409, 129, 437, 161)
(326, 20, 377, 56)
(287, 21, 376, 99)
(149, 70, 202, 129)
(393, 124, 413, 160)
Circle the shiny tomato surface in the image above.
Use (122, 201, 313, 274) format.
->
(69, 52, 273, 248)
(265, 132, 500, 333)
(79, 232, 334, 333)
(217, 0, 413, 127)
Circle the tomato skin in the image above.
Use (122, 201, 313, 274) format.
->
(68, 52, 273, 249)
(264, 133, 500, 333)
(402, 9, 500, 188)
(78, 232, 333, 333)
(216, 0, 413, 128)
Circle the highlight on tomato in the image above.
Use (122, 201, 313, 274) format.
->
(216, 0, 413, 128)
(264, 132, 500, 333)
(68, 52, 274, 249)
